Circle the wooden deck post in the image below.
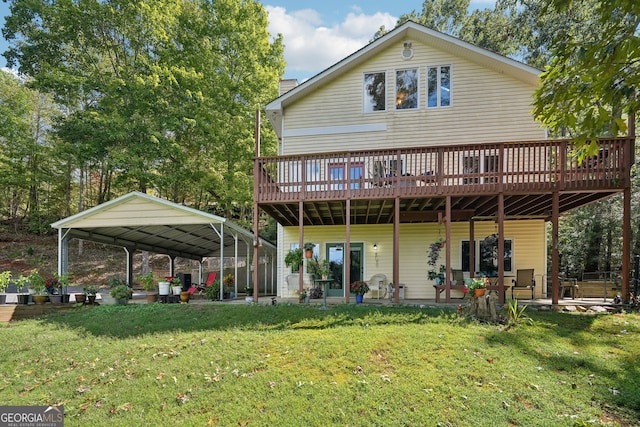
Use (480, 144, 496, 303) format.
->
(622, 113, 635, 301)
(298, 200, 304, 293)
(445, 195, 452, 302)
(393, 197, 400, 303)
(345, 199, 351, 303)
(253, 110, 261, 302)
(469, 219, 475, 279)
(552, 190, 560, 305)
(497, 193, 505, 304)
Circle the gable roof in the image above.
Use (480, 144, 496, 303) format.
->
(266, 20, 541, 136)
(51, 191, 275, 260)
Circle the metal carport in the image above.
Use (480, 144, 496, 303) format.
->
(50, 191, 276, 299)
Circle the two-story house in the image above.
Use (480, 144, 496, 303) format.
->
(253, 21, 633, 304)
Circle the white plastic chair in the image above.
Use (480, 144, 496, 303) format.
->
(366, 274, 387, 299)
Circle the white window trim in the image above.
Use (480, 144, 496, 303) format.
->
(427, 64, 452, 109)
(395, 67, 420, 111)
(363, 71, 387, 113)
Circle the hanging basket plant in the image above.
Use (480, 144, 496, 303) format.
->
(427, 238, 446, 282)
(427, 238, 445, 267)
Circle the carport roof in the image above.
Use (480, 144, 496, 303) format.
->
(50, 191, 274, 260)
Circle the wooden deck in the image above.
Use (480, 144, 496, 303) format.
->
(255, 137, 631, 226)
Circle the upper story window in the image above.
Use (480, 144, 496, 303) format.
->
(363, 72, 386, 112)
(427, 65, 451, 108)
(395, 68, 419, 110)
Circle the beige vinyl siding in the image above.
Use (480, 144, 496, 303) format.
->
(67, 199, 211, 228)
(281, 41, 544, 156)
(278, 220, 546, 299)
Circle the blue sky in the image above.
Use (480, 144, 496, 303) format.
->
(0, 1, 495, 79)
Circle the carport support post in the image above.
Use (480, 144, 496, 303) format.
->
(234, 234, 239, 297)
(57, 228, 70, 278)
(124, 247, 134, 285)
(219, 223, 224, 301)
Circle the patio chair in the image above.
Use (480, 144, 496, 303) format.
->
(451, 269, 464, 285)
(511, 269, 535, 299)
(366, 273, 387, 299)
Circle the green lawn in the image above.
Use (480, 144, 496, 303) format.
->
(1, 303, 639, 426)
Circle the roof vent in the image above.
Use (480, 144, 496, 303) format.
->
(401, 41, 413, 60)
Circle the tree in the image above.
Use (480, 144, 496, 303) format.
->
(533, 0, 639, 155)
(2, 0, 284, 225)
(0, 70, 63, 233)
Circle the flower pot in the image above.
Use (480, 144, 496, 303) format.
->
(179, 291, 190, 303)
(87, 295, 97, 305)
(158, 282, 170, 296)
(100, 293, 115, 305)
(355, 294, 363, 304)
(172, 286, 182, 295)
(17, 294, 30, 305)
(115, 298, 128, 305)
(75, 294, 86, 304)
(474, 288, 486, 297)
(33, 295, 48, 305)
(305, 249, 313, 259)
(146, 293, 158, 303)
(62, 294, 70, 303)
(435, 277, 441, 286)
(49, 294, 62, 304)
(0, 294, 6, 305)
(245, 296, 254, 303)
(304, 295, 311, 303)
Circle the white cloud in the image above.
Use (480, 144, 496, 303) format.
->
(266, 6, 397, 79)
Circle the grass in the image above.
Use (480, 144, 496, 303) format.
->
(0, 303, 639, 426)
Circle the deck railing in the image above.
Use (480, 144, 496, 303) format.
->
(255, 138, 629, 203)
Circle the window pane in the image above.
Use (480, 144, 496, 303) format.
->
(462, 241, 470, 272)
(364, 72, 386, 112)
(427, 67, 437, 107)
(479, 238, 512, 274)
(395, 69, 418, 110)
(329, 165, 345, 190)
(350, 165, 363, 190)
(440, 66, 450, 106)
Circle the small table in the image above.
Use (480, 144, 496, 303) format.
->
(314, 278, 333, 310)
(559, 277, 578, 299)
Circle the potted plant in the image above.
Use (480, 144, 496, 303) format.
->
(29, 270, 48, 305)
(0, 270, 11, 304)
(285, 248, 303, 272)
(223, 274, 235, 298)
(15, 275, 30, 304)
(307, 256, 331, 279)
(205, 280, 221, 301)
(110, 284, 132, 304)
(139, 271, 158, 303)
(297, 288, 308, 303)
(168, 276, 182, 295)
(84, 285, 98, 305)
(56, 272, 71, 302)
(350, 280, 370, 304)
(468, 277, 489, 297)
(428, 265, 446, 285)
(245, 285, 254, 303)
(303, 242, 316, 259)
